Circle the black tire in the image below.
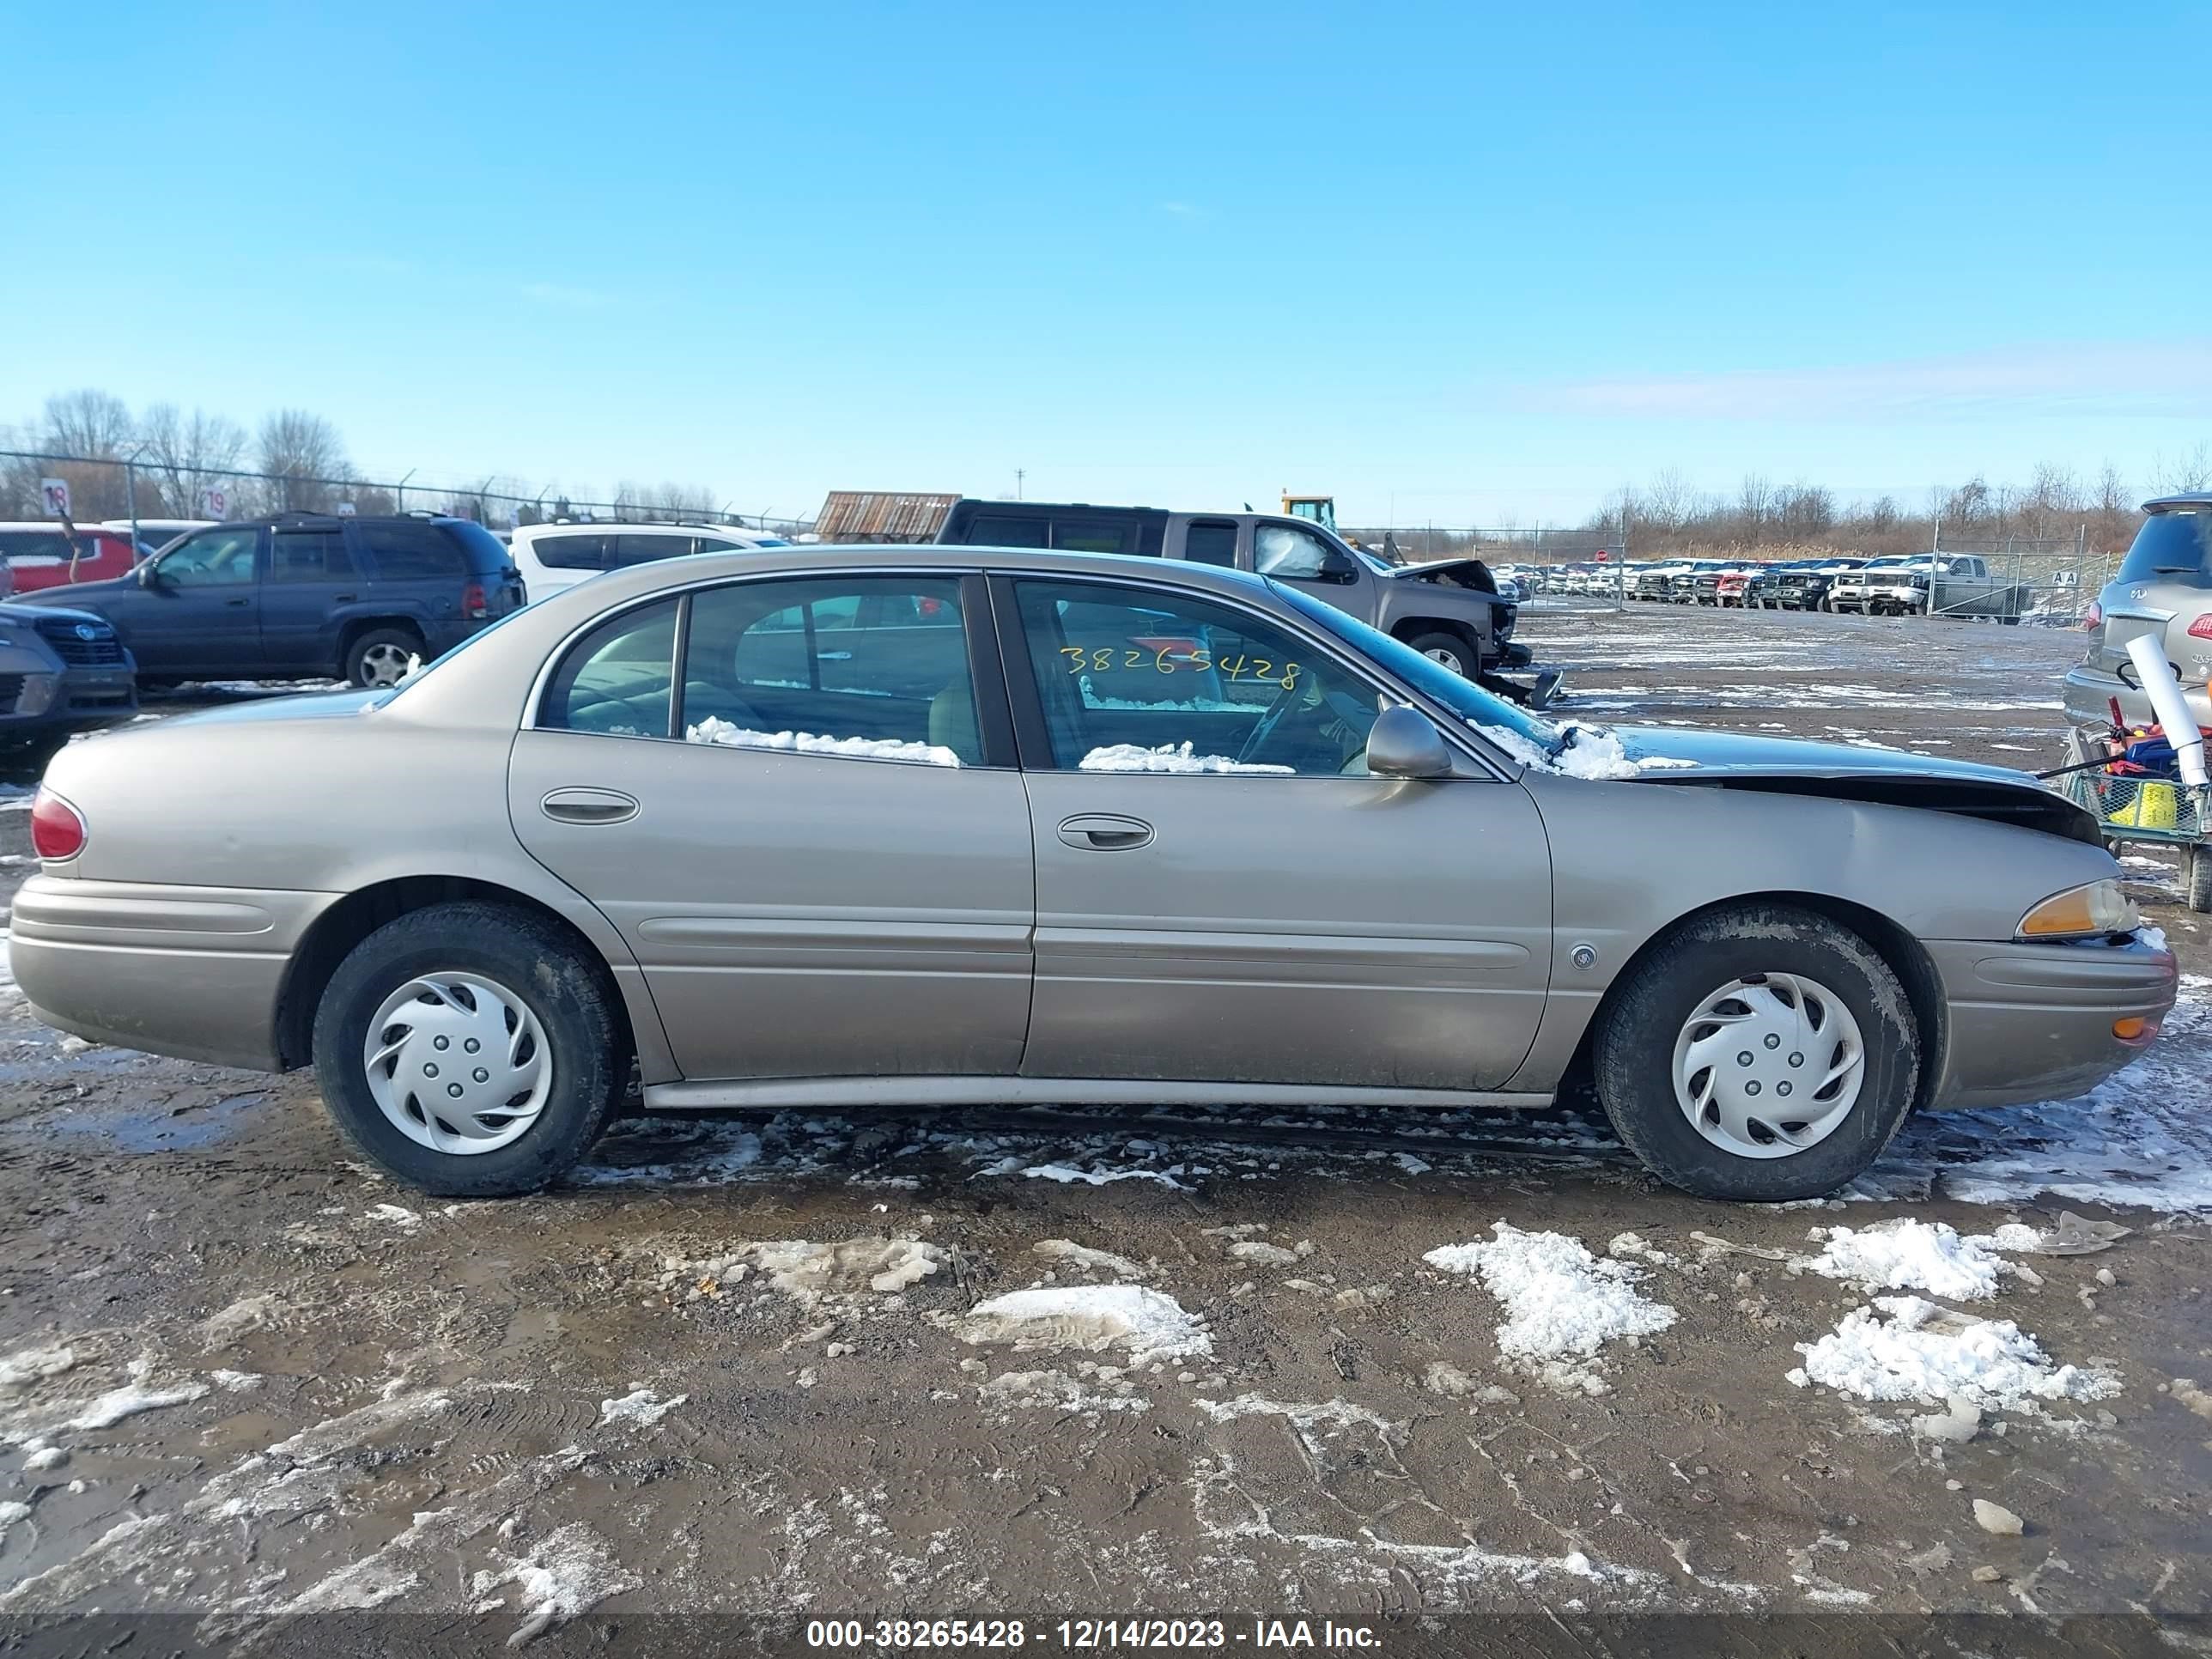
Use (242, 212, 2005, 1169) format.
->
(312, 902, 629, 1196)
(0, 731, 72, 781)
(343, 624, 424, 689)
(1592, 902, 1919, 1201)
(2189, 847, 2212, 915)
(1403, 629, 1475, 679)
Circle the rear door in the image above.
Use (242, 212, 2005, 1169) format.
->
(1000, 573, 1551, 1090)
(261, 524, 362, 673)
(507, 568, 1034, 1083)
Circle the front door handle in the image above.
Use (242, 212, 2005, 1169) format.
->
(542, 787, 641, 825)
(1056, 813, 1153, 851)
(225, 596, 251, 607)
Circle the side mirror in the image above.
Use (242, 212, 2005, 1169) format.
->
(137, 560, 165, 588)
(1365, 706, 1455, 779)
(1318, 549, 1360, 584)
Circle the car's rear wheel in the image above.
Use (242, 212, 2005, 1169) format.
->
(1593, 902, 1918, 1201)
(343, 626, 423, 689)
(312, 902, 628, 1195)
(1404, 630, 1474, 678)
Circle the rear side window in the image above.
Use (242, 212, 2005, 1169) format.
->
(1184, 520, 1239, 568)
(530, 532, 611, 571)
(270, 529, 358, 582)
(441, 520, 517, 573)
(0, 529, 67, 562)
(2118, 511, 2212, 587)
(539, 599, 680, 736)
(964, 514, 1050, 548)
(362, 522, 468, 580)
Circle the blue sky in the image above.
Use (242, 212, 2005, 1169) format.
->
(6, 1, 2207, 525)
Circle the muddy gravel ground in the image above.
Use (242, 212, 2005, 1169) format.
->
(0, 606, 2208, 1656)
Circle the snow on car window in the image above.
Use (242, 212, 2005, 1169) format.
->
(687, 715, 963, 767)
(1079, 743, 1293, 775)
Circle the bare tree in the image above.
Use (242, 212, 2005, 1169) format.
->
(41, 389, 134, 459)
(2154, 441, 2212, 494)
(141, 404, 248, 518)
(255, 410, 350, 512)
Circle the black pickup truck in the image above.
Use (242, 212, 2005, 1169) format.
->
(936, 500, 1557, 703)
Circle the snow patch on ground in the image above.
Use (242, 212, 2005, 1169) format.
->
(1079, 743, 1291, 775)
(1425, 1224, 1675, 1391)
(479, 1522, 641, 1645)
(975, 1367, 1148, 1414)
(599, 1388, 687, 1429)
(0, 1346, 75, 1397)
(688, 717, 962, 768)
(1794, 1218, 2013, 1300)
(64, 1359, 210, 1432)
(1030, 1239, 1145, 1279)
(1016, 1160, 1190, 1190)
(746, 1239, 946, 1300)
(960, 1285, 1212, 1367)
(1788, 1295, 2118, 1409)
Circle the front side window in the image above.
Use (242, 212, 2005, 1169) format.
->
(1015, 580, 1385, 776)
(270, 529, 357, 582)
(1252, 522, 1337, 579)
(159, 527, 258, 586)
(684, 576, 980, 765)
(613, 532, 694, 567)
(540, 599, 679, 736)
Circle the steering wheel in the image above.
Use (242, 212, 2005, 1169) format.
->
(1234, 679, 1304, 768)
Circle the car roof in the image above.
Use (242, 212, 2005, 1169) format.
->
(515, 521, 774, 538)
(0, 521, 130, 533)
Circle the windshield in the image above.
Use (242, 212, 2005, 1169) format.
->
(2118, 510, 2212, 587)
(1272, 580, 1559, 749)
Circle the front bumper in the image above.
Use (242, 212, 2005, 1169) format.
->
(7, 874, 335, 1070)
(0, 664, 137, 739)
(1925, 933, 2178, 1110)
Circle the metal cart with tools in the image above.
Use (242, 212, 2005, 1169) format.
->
(2058, 723, 2212, 913)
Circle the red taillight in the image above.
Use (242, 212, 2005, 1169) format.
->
(462, 581, 488, 619)
(29, 788, 86, 861)
(2083, 601, 2102, 631)
(2188, 616, 2212, 641)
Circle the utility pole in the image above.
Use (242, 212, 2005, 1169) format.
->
(1015, 469, 1025, 501)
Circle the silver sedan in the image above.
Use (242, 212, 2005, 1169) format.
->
(9, 545, 2177, 1201)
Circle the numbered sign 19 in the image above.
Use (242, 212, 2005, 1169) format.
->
(198, 486, 228, 518)
(39, 477, 70, 519)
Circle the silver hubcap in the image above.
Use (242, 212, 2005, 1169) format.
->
(363, 972, 552, 1155)
(1422, 647, 1465, 673)
(1672, 973, 1863, 1159)
(357, 642, 411, 687)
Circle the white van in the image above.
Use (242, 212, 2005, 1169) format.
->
(508, 522, 790, 602)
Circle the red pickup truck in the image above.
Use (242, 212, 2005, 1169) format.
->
(0, 524, 138, 592)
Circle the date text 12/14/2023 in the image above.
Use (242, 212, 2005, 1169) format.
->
(804, 1620, 1382, 1650)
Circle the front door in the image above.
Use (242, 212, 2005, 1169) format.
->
(118, 525, 265, 675)
(508, 570, 1033, 1082)
(1249, 520, 1377, 617)
(1000, 574, 1551, 1090)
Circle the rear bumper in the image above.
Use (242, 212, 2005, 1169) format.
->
(6, 874, 332, 1071)
(2062, 663, 2212, 732)
(1926, 934, 2178, 1110)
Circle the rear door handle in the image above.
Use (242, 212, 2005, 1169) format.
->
(1056, 813, 1153, 851)
(542, 787, 641, 825)
(224, 596, 251, 607)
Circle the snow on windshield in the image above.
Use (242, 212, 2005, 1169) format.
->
(1470, 721, 1699, 781)
(1079, 743, 1293, 775)
(687, 716, 963, 767)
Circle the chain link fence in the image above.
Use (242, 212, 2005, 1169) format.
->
(1923, 534, 2111, 626)
(0, 448, 812, 538)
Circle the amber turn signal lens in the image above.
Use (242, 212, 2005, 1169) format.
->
(2112, 1015, 2161, 1044)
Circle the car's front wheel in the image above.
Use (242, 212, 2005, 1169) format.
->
(1592, 902, 1918, 1201)
(1404, 630, 1474, 678)
(312, 902, 629, 1195)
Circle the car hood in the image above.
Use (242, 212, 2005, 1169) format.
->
(0, 598, 108, 627)
(156, 688, 384, 729)
(1602, 725, 2094, 842)
(1385, 556, 1501, 594)
(11, 575, 135, 606)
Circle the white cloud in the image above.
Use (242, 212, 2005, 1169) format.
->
(1519, 340, 2212, 422)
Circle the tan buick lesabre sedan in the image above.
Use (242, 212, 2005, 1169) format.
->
(9, 546, 2177, 1201)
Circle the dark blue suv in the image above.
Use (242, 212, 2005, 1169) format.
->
(15, 514, 526, 688)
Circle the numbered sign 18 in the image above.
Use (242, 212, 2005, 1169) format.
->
(39, 477, 70, 518)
